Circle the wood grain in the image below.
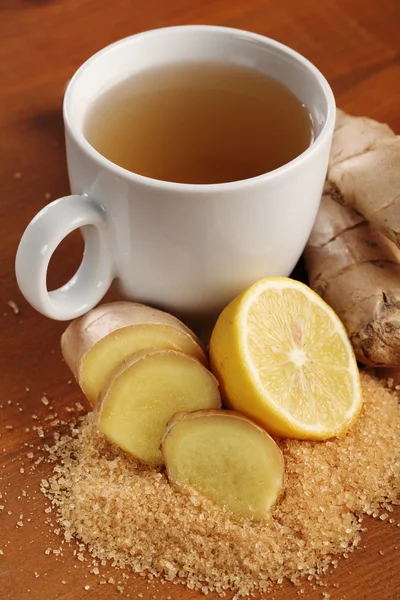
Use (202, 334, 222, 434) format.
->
(1, 1, 399, 599)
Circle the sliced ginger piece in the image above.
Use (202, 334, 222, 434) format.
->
(161, 410, 284, 520)
(61, 301, 207, 405)
(97, 349, 221, 467)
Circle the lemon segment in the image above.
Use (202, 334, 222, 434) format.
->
(209, 278, 362, 439)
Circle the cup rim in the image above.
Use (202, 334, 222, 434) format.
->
(64, 25, 336, 192)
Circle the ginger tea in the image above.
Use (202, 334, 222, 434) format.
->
(85, 61, 312, 184)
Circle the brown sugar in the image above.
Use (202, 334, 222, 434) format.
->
(43, 373, 399, 597)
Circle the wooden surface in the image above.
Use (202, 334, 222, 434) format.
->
(1, 1, 400, 599)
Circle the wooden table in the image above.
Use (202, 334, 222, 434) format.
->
(1, 1, 399, 598)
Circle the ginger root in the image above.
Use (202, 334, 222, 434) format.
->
(328, 109, 400, 247)
(305, 185, 400, 367)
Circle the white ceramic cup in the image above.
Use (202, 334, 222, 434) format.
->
(15, 25, 335, 321)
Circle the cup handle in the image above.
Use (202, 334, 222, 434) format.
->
(15, 195, 114, 320)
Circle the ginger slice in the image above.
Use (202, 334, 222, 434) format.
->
(97, 350, 221, 467)
(161, 410, 284, 520)
(61, 301, 207, 405)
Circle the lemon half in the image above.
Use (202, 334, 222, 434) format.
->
(209, 278, 362, 439)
